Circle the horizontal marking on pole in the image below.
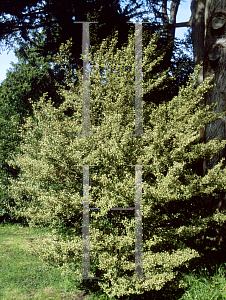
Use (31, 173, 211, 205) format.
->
(89, 207, 135, 210)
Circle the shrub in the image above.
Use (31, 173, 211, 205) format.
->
(6, 30, 226, 298)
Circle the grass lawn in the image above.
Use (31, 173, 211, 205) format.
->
(1, 222, 226, 299)
(0, 222, 96, 300)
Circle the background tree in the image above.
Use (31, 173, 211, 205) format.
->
(144, 0, 192, 65)
(0, 0, 194, 97)
(0, 104, 21, 223)
(0, 0, 148, 70)
(132, 0, 195, 112)
(6, 32, 226, 298)
(0, 0, 195, 116)
(0, 29, 68, 222)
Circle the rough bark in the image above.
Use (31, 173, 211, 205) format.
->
(191, 0, 206, 65)
(203, 0, 226, 178)
(191, 0, 226, 249)
(191, 0, 206, 149)
(191, 0, 226, 209)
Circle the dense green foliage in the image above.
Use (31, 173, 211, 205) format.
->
(0, 105, 21, 223)
(0, 29, 67, 223)
(5, 30, 226, 298)
(0, 21, 193, 222)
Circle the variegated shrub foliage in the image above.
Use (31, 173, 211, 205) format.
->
(6, 30, 226, 298)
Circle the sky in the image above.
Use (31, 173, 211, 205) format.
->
(0, 0, 191, 84)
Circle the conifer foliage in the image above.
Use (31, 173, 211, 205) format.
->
(6, 31, 226, 298)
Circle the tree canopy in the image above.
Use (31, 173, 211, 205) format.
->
(0, 0, 148, 69)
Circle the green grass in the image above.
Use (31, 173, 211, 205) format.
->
(1, 222, 226, 300)
(179, 264, 226, 300)
(0, 222, 97, 300)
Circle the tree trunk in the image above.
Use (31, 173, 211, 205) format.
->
(145, 0, 181, 66)
(191, 0, 226, 208)
(191, 0, 206, 159)
(203, 0, 226, 176)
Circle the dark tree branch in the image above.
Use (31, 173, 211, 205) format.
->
(170, 0, 180, 24)
(162, 0, 169, 24)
